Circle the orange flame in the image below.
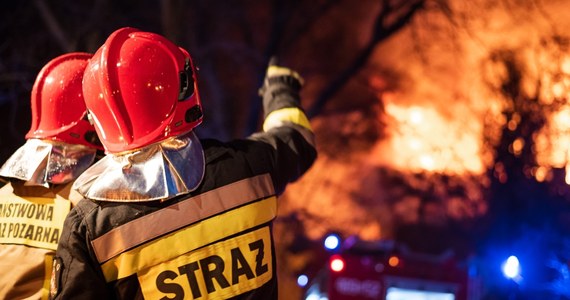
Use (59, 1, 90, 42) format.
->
(370, 102, 484, 175)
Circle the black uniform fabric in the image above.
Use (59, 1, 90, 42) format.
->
(51, 75, 317, 300)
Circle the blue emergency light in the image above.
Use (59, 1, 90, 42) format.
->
(297, 274, 309, 287)
(323, 233, 341, 251)
(502, 255, 521, 279)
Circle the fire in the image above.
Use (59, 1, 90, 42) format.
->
(276, 1, 570, 297)
(371, 103, 484, 174)
(279, 0, 570, 249)
(535, 45, 570, 183)
(535, 106, 570, 182)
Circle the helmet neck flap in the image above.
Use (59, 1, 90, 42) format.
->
(0, 139, 97, 187)
(72, 131, 204, 202)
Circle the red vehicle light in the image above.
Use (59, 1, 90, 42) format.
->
(388, 255, 400, 267)
(330, 255, 345, 272)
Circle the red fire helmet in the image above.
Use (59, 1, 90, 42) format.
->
(26, 52, 102, 149)
(82, 27, 203, 153)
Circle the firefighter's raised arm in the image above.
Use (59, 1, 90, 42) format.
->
(251, 58, 317, 194)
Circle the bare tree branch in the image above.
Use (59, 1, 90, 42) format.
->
(33, 0, 73, 52)
(307, 0, 426, 118)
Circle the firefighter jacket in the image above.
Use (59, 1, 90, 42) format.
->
(0, 181, 82, 300)
(51, 75, 317, 299)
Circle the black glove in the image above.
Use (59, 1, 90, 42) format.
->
(258, 58, 304, 118)
(258, 58, 304, 96)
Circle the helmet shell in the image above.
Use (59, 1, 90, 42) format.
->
(83, 27, 202, 153)
(26, 52, 101, 149)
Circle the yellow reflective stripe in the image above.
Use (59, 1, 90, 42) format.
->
(138, 226, 273, 299)
(101, 196, 277, 282)
(263, 107, 312, 132)
(92, 174, 275, 263)
(41, 254, 53, 300)
(266, 66, 304, 85)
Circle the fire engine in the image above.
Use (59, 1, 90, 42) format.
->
(302, 236, 482, 300)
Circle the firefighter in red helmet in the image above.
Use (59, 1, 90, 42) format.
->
(51, 27, 316, 299)
(0, 52, 102, 299)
